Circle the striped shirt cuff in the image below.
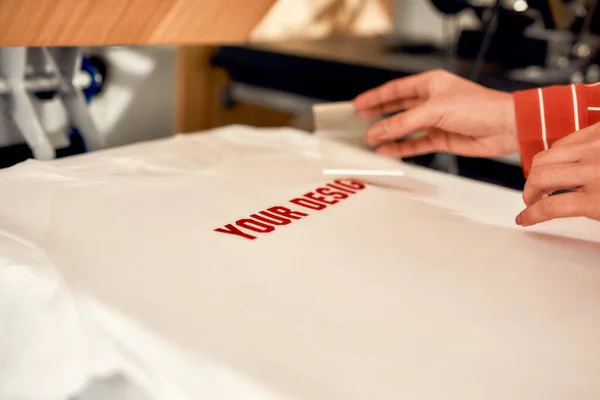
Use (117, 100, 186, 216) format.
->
(513, 84, 589, 177)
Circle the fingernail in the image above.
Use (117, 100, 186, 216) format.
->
(515, 212, 523, 226)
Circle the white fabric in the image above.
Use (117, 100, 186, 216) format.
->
(0, 125, 599, 400)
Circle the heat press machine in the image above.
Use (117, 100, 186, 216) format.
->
(1, 2, 599, 400)
(0, 47, 105, 161)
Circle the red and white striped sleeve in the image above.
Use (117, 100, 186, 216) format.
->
(513, 83, 600, 177)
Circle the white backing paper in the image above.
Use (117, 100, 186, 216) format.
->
(313, 101, 377, 148)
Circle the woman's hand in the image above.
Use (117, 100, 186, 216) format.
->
(516, 123, 600, 226)
(353, 70, 519, 158)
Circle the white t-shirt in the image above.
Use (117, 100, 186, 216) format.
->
(1, 126, 599, 400)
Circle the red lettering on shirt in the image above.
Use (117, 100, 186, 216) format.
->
(326, 183, 355, 194)
(214, 180, 368, 240)
(305, 191, 338, 205)
(267, 206, 308, 219)
(290, 197, 327, 210)
(252, 211, 292, 226)
(237, 219, 275, 233)
(316, 187, 349, 200)
(334, 179, 365, 190)
(214, 224, 257, 240)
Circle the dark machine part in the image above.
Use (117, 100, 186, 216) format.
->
(428, 0, 470, 15)
(590, 2, 600, 34)
(33, 54, 107, 101)
(87, 55, 108, 96)
(429, 0, 588, 29)
(457, 11, 548, 70)
(428, 0, 600, 80)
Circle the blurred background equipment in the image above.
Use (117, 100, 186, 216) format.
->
(0, 0, 275, 167)
(1, 0, 599, 187)
(427, 0, 600, 83)
(0, 47, 103, 162)
(0, 46, 175, 168)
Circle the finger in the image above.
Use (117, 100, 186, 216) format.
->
(551, 125, 599, 147)
(531, 144, 584, 168)
(365, 102, 442, 145)
(376, 133, 442, 158)
(375, 129, 484, 158)
(516, 192, 591, 226)
(353, 72, 432, 112)
(357, 98, 425, 118)
(523, 163, 595, 206)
